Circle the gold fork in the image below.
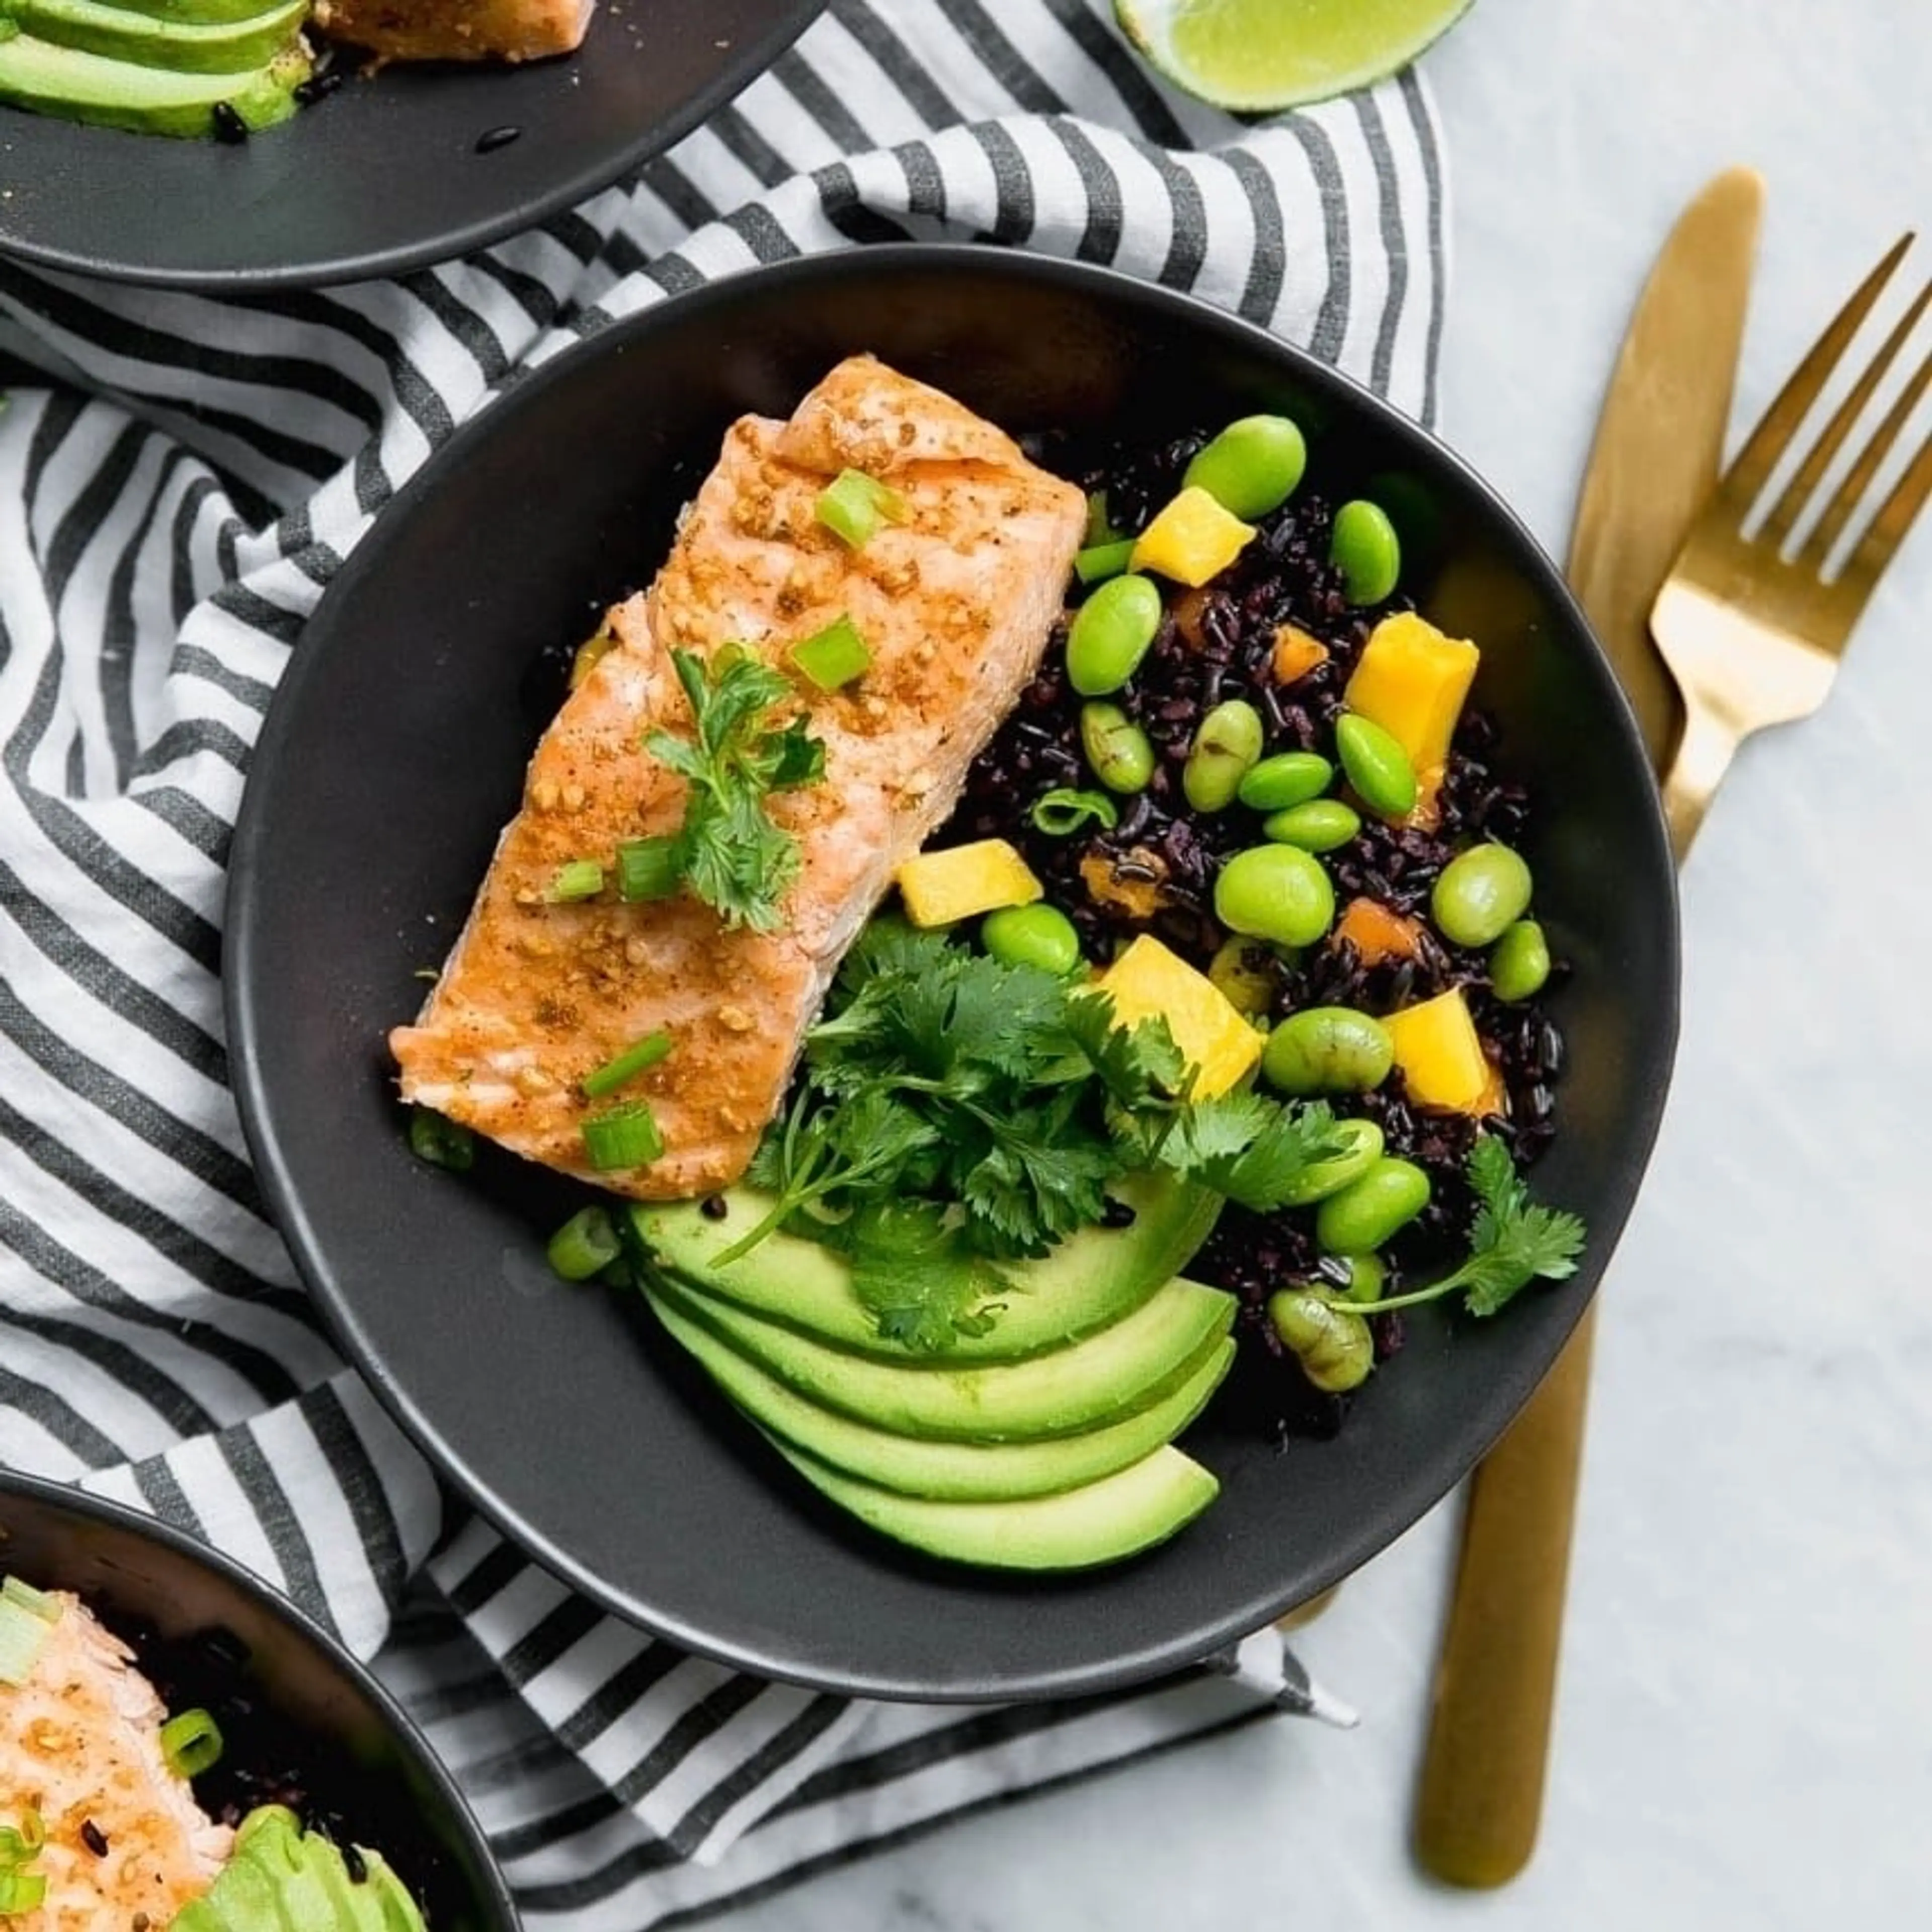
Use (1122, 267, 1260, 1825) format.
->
(1653, 233, 1932, 859)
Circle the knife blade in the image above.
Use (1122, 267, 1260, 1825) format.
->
(1411, 165, 1763, 1889)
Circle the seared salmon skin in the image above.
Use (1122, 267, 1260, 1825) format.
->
(0, 1592, 232, 1930)
(391, 355, 1087, 1199)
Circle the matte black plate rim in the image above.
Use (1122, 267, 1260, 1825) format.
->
(0, 1466, 518, 1922)
(226, 245, 1678, 1702)
(0, 1, 825, 291)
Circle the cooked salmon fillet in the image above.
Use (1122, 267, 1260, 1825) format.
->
(312, 0, 593, 63)
(391, 354, 1086, 1199)
(0, 1592, 231, 1931)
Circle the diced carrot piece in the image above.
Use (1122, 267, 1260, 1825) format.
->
(1080, 851, 1169, 921)
(1333, 896, 1423, 965)
(1270, 623, 1330, 685)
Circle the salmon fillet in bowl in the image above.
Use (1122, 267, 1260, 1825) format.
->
(0, 1470, 516, 1931)
(227, 247, 1678, 1702)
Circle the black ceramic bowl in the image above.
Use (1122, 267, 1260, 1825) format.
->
(0, 1470, 516, 1930)
(227, 247, 1678, 1702)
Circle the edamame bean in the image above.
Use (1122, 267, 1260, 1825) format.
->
(1264, 798, 1361, 852)
(1261, 1007, 1394, 1096)
(1432, 843, 1535, 950)
(1183, 699, 1265, 812)
(1314, 1158, 1431, 1255)
(1080, 702, 1155, 793)
(981, 904, 1081, 976)
(1273, 1118, 1386, 1208)
(1214, 844, 1336, 950)
(1335, 712, 1418, 819)
(1238, 751, 1334, 812)
(1207, 935, 1280, 1018)
(1333, 1250, 1388, 1305)
(1329, 499, 1402, 604)
(1066, 574, 1163, 696)
(1266, 1289, 1373, 1393)
(1183, 414, 1308, 520)
(1489, 918, 1552, 1003)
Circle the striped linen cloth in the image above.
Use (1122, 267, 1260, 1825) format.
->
(0, 3, 1447, 1922)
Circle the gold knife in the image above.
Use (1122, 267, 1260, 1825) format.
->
(1411, 165, 1764, 1887)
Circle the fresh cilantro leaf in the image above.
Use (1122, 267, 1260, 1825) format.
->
(1159, 1095, 1349, 1213)
(641, 647, 827, 933)
(836, 1200, 1010, 1353)
(1061, 992, 1190, 1108)
(958, 1089, 1121, 1259)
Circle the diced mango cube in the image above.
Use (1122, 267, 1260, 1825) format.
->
(1096, 934, 1263, 1099)
(1333, 896, 1423, 966)
(1131, 487, 1256, 588)
(897, 840, 1042, 927)
(1270, 623, 1330, 684)
(1342, 612, 1480, 779)
(1383, 988, 1496, 1115)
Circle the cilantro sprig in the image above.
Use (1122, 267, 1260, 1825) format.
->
(720, 920, 1351, 1350)
(1331, 1135, 1587, 1320)
(644, 646, 826, 933)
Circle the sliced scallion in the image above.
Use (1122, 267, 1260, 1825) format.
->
(546, 858, 605, 904)
(160, 1707, 224, 1780)
(582, 1029, 673, 1100)
(1084, 489, 1123, 546)
(407, 1106, 475, 1173)
(582, 1101, 664, 1172)
(0, 1577, 59, 1621)
(1074, 538, 1137, 585)
(814, 468, 906, 549)
(0, 1599, 54, 1688)
(1028, 787, 1120, 837)
(616, 836, 681, 904)
(791, 615, 872, 692)
(0, 1869, 46, 1914)
(0, 1812, 44, 1865)
(546, 1206, 623, 1282)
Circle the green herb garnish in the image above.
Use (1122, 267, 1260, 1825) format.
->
(643, 646, 827, 933)
(1334, 1135, 1587, 1319)
(815, 468, 906, 549)
(160, 1707, 224, 1779)
(545, 858, 606, 903)
(791, 614, 872, 691)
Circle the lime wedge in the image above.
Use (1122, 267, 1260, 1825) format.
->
(1114, 0, 1475, 111)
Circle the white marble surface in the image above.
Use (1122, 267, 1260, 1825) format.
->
(716, 1, 1932, 1925)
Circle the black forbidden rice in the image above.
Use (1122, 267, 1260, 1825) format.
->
(952, 428, 1570, 1438)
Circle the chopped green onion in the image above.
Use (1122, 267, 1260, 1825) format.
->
(1074, 538, 1138, 585)
(582, 1029, 674, 1100)
(0, 1598, 55, 1688)
(1028, 787, 1120, 837)
(546, 858, 605, 903)
(0, 1812, 44, 1865)
(814, 468, 906, 549)
(0, 1869, 46, 1914)
(160, 1707, 224, 1780)
(408, 1106, 475, 1173)
(1, 1577, 59, 1622)
(582, 1101, 664, 1172)
(546, 1205, 623, 1282)
(1084, 489, 1123, 546)
(791, 614, 873, 692)
(616, 836, 681, 903)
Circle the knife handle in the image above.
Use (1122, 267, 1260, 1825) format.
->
(1411, 1301, 1597, 1886)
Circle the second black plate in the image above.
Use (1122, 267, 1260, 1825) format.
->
(0, 0, 824, 289)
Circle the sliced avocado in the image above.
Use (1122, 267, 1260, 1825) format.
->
(651, 1272, 1235, 1443)
(652, 1281, 1235, 1500)
(633, 1172, 1223, 1362)
(167, 1806, 427, 1932)
(771, 1438, 1221, 1570)
(96, 0, 295, 21)
(7, 0, 310, 75)
(0, 33, 306, 137)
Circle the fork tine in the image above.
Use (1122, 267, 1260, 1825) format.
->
(1807, 340, 1932, 562)
(1839, 427, 1932, 597)
(1722, 232, 1914, 513)
(1762, 278, 1932, 550)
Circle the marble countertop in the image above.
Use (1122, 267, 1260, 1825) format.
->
(719, 2, 1932, 1925)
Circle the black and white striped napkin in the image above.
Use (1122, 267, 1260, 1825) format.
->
(0, 3, 1446, 1922)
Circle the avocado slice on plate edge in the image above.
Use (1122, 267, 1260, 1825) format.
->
(648, 1279, 1236, 1502)
(631, 1171, 1224, 1363)
(5, 0, 310, 76)
(0, 32, 306, 137)
(770, 1435, 1222, 1572)
(648, 1270, 1235, 1444)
